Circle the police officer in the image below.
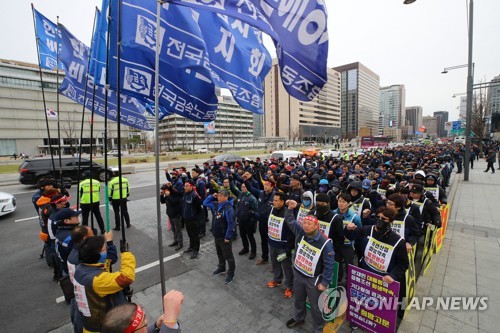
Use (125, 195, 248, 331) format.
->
(108, 175, 131, 231)
(79, 171, 105, 234)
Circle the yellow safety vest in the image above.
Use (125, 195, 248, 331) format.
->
(108, 177, 129, 200)
(79, 179, 100, 204)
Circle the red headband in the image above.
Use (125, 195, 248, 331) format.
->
(124, 305, 145, 333)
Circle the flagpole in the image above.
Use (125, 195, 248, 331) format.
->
(75, 8, 99, 211)
(31, 3, 56, 177)
(56, 15, 63, 186)
(155, 0, 167, 297)
(116, 0, 126, 242)
(103, 1, 112, 233)
(89, 7, 99, 230)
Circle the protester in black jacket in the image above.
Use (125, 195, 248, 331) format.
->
(160, 182, 183, 251)
(181, 180, 202, 259)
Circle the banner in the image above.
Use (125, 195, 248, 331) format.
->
(420, 225, 437, 275)
(403, 245, 417, 318)
(89, 0, 109, 85)
(169, 0, 329, 102)
(33, 8, 65, 70)
(204, 121, 216, 134)
(57, 24, 153, 131)
(347, 265, 400, 333)
(435, 204, 450, 253)
(193, 10, 271, 114)
(108, 0, 218, 122)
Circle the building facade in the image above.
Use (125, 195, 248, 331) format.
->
(263, 60, 341, 143)
(405, 106, 423, 135)
(433, 111, 449, 138)
(383, 128, 402, 141)
(0, 59, 128, 156)
(333, 62, 380, 138)
(380, 84, 406, 130)
(158, 93, 258, 151)
(488, 75, 500, 140)
(422, 116, 439, 138)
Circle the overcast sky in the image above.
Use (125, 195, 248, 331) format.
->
(1, 0, 499, 122)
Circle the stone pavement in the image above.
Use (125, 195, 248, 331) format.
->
(399, 159, 500, 333)
(49, 159, 500, 333)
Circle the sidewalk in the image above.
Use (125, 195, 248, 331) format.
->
(48, 160, 500, 333)
(398, 159, 500, 333)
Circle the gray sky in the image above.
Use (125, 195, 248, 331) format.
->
(1, 0, 499, 122)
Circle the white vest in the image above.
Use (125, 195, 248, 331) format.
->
(364, 226, 403, 273)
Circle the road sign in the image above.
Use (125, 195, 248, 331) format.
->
(451, 129, 465, 135)
(452, 121, 462, 130)
(445, 122, 452, 130)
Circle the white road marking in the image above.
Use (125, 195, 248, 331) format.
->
(55, 252, 181, 303)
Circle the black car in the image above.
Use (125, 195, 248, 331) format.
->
(19, 157, 114, 185)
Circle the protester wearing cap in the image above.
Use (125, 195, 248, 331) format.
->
(277, 173, 304, 215)
(229, 181, 258, 260)
(313, 193, 344, 254)
(284, 200, 335, 332)
(47, 194, 71, 246)
(424, 173, 447, 206)
(79, 171, 106, 234)
(74, 232, 133, 333)
(53, 208, 82, 275)
(409, 183, 441, 231)
(32, 177, 57, 213)
(385, 194, 421, 253)
(245, 178, 276, 265)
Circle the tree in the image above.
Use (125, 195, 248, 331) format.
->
(160, 130, 175, 152)
(290, 127, 300, 146)
(61, 111, 79, 155)
(471, 88, 490, 157)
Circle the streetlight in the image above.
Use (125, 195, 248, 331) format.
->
(441, 64, 469, 74)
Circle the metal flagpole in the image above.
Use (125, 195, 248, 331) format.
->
(155, 0, 167, 297)
(55, 16, 63, 186)
(31, 4, 56, 177)
(103, 1, 112, 232)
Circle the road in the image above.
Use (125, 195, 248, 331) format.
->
(0, 170, 193, 333)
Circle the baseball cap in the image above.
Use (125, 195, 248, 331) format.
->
(410, 184, 424, 193)
(51, 194, 71, 204)
(319, 179, 328, 185)
(362, 179, 371, 190)
(52, 208, 81, 222)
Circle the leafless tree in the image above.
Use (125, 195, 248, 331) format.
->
(161, 131, 175, 152)
(61, 111, 79, 155)
(290, 127, 301, 146)
(471, 87, 490, 156)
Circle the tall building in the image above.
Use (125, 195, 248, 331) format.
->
(333, 62, 380, 138)
(405, 106, 423, 135)
(433, 111, 449, 137)
(158, 93, 256, 151)
(263, 59, 341, 142)
(380, 84, 406, 129)
(0, 59, 128, 156)
(489, 75, 500, 140)
(422, 116, 438, 138)
(459, 96, 467, 121)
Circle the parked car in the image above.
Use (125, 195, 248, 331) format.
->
(106, 150, 123, 157)
(19, 157, 115, 185)
(195, 147, 208, 154)
(0, 191, 16, 217)
(270, 150, 302, 161)
(302, 148, 320, 157)
(320, 148, 341, 158)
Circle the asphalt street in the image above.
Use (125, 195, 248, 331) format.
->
(0, 169, 192, 333)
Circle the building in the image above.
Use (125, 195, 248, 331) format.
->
(433, 111, 449, 138)
(158, 92, 258, 151)
(333, 62, 380, 138)
(263, 59, 341, 143)
(383, 128, 402, 141)
(422, 116, 439, 138)
(459, 96, 467, 121)
(405, 106, 423, 136)
(0, 59, 128, 156)
(488, 75, 500, 140)
(379, 84, 406, 130)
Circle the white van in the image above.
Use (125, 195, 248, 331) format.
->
(270, 150, 302, 161)
(454, 136, 466, 144)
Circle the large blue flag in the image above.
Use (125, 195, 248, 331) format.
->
(193, 10, 271, 114)
(32, 7, 65, 70)
(89, 0, 109, 86)
(168, 0, 329, 102)
(108, 0, 218, 122)
(57, 23, 154, 131)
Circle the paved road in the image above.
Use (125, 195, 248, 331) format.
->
(0, 170, 193, 333)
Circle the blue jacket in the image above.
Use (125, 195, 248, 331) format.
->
(203, 196, 237, 240)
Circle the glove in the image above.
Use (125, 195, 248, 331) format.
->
(120, 240, 130, 253)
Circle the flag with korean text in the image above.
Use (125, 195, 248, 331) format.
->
(32, 7, 65, 70)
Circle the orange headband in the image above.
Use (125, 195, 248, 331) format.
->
(124, 305, 144, 333)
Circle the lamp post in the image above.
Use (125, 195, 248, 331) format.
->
(465, 0, 474, 181)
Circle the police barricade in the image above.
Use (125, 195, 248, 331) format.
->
(435, 204, 450, 253)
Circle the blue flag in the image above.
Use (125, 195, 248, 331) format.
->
(168, 0, 329, 102)
(57, 23, 154, 131)
(89, 0, 109, 86)
(32, 8, 65, 70)
(193, 10, 271, 114)
(108, 0, 218, 122)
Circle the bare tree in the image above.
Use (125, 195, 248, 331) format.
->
(61, 111, 79, 155)
(299, 127, 306, 144)
(471, 88, 490, 157)
(291, 127, 300, 146)
(231, 127, 237, 149)
(161, 131, 175, 152)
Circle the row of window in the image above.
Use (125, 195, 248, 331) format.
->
(0, 76, 58, 90)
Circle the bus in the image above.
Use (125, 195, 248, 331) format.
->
(360, 136, 390, 150)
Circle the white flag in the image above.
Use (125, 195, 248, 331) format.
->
(46, 108, 57, 119)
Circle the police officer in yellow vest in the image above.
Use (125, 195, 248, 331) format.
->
(108, 176, 131, 231)
(79, 171, 105, 234)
